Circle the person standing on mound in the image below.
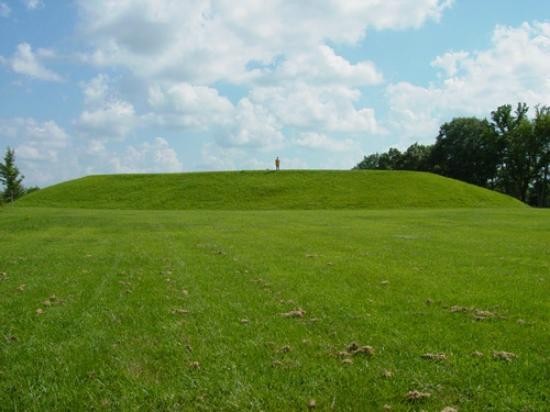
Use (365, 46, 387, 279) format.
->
(275, 156, 280, 171)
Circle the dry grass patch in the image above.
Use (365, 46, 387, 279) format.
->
(474, 310, 496, 321)
(189, 361, 200, 369)
(493, 351, 517, 362)
(281, 308, 306, 318)
(345, 342, 375, 356)
(421, 353, 447, 361)
(405, 390, 431, 401)
(172, 308, 189, 315)
(381, 369, 394, 379)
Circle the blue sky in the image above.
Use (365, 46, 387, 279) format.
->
(0, 0, 549, 186)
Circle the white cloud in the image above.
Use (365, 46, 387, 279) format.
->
(77, 0, 452, 84)
(22, 0, 44, 10)
(199, 143, 253, 171)
(82, 73, 110, 105)
(1, 43, 62, 81)
(198, 142, 301, 171)
(144, 79, 381, 149)
(387, 21, 550, 143)
(0, 117, 68, 158)
(295, 132, 354, 152)
(0, 0, 459, 184)
(76, 74, 138, 139)
(0, 2, 11, 17)
(108, 137, 183, 173)
(72, 0, 452, 157)
(248, 83, 381, 133)
(271, 45, 383, 87)
(0, 117, 182, 185)
(0, 118, 76, 185)
(147, 82, 233, 129)
(142, 80, 381, 150)
(85, 139, 106, 155)
(430, 50, 469, 77)
(226, 97, 284, 149)
(77, 100, 137, 139)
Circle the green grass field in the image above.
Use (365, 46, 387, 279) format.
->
(1, 171, 548, 411)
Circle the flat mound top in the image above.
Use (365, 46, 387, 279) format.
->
(16, 170, 524, 210)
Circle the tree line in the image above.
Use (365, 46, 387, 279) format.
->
(354, 103, 550, 207)
(0, 147, 39, 204)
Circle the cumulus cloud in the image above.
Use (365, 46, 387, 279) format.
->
(0, 2, 10, 17)
(295, 132, 354, 152)
(147, 82, 234, 129)
(4, 0, 456, 181)
(107, 137, 183, 173)
(77, 101, 137, 139)
(77, 0, 452, 84)
(0, 117, 69, 159)
(387, 21, 550, 142)
(430, 50, 469, 77)
(248, 83, 381, 133)
(143, 81, 381, 150)
(226, 98, 284, 148)
(198, 142, 309, 171)
(82, 73, 110, 105)
(199, 143, 260, 171)
(1, 43, 62, 81)
(76, 74, 138, 139)
(0, 115, 184, 185)
(267, 45, 383, 87)
(0, 117, 76, 184)
(22, 0, 44, 10)
(72, 0, 452, 156)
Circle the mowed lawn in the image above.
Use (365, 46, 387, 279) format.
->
(0, 207, 548, 411)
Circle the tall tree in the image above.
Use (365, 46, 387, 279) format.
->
(491, 103, 542, 202)
(0, 147, 25, 203)
(353, 102, 549, 207)
(398, 143, 433, 171)
(354, 148, 406, 170)
(377, 148, 402, 170)
(532, 106, 550, 206)
(430, 117, 499, 187)
(353, 153, 382, 170)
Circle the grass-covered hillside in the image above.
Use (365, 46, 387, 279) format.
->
(15, 170, 524, 210)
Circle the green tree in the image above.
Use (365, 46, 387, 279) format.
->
(398, 143, 433, 171)
(354, 144, 433, 171)
(430, 117, 499, 187)
(532, 106, 550, 206)
(0, 147, 25, 203)
(502, 117, 536, 201)
(491, 103, 546, 202)
(353, 153, 382, 170)
(354, 148, 403, 170)
(377, 148, 402, 169)
(353, 102, 549, 207)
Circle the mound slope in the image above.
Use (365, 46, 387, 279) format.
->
(16, 170, 524, 210)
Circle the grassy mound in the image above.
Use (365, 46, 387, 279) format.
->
(16, 170, 524, 210)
